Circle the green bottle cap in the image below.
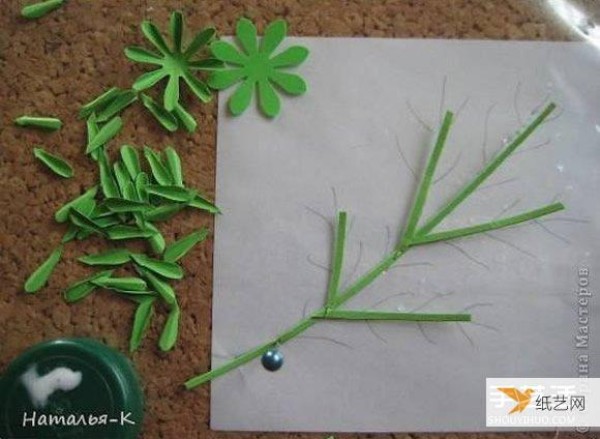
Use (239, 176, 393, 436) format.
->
(0, 338, 143, 438)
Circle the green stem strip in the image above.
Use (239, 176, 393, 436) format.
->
(399, 111, 453, 248)
(325, 211, 347, 307)
(313, 310, 471, 322)
(417, 102, 556, 237)
(413, 202, 565, 245)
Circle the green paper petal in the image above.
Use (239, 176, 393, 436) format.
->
(188, 58, 224, 71)
(141, 21, 171, 55)
(208, 69, 245, 90)
(260, 19, 287, 56)
(124, 46, 163, 65)
(182, 72, 212, 103)
(228, 79, 255, 116)
(170, 11, 183, 53)
(210, 41, 246, 65)
(236, 18, 258, 56)
(269, 46, 309, 68)
(184, 27, 216, 58)
(132, 69, 168, 91)
(258, 79, 280, 118)
(164, 75, 180, 111)
(269, 71, 307, 95)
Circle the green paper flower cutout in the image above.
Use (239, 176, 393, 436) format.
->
(208, 18, 309, 118)
(124, 11, 222, 112)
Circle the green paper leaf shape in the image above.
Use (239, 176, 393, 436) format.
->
(33, 147, 73, 178)
(130, 253, 183, 280)
(24, 245, 63, 293)
(130, 297, 155, 352)
(159, 305, 180, 351)
(78, 249, 131, 266)
(15, 116, 62, 131)
(21, 0, 64, 19)
(163, 229, 208, 263)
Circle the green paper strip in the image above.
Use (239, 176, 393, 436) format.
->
(21, 0, 64, 18)
(416, 103, 557, 237)
(130, 253, 183, 280)
(79, 87, 120, 119)
(163, 147, 183, 187)
(64, 270, 113, 303)
(130, 297, 155, 352)
(98, 149, 120, 199)
(144, 147, 173, 185)
(313, 310, 471, 322)
(33, 147, 73, 178)
(24, 245, 63, 293)
(78, 249, 131, 266)
(86, 116, 123, 154)
(15, 116, 62, 131)
(138, 267, 176, 305)
(69, 208, 106, 236)
(96, 90, 138, 122)
(145, 185, 193, 202)
(120, 145, 141, 180)
(326, 211, 347, 306)
(399, 111, 453, 248)
(188, 195, 220, 214)
(92, 276, 148, 292)
(413, 203, 566, 245)
(163, 229, 208, 263)
(55, 186, 98, 223)
(144, 203, 185, 222)
(106, 225, 154, 240)
(158, 304, 180, 351)
(143, 222, 166, 255)
(103, 198, 149, 213)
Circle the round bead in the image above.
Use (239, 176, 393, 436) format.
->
(261, 349, 284, 372)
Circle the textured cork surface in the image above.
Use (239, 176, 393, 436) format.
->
(0, 1, 597, 438)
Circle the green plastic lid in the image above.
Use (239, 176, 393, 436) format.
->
(0, 338, 143, 438)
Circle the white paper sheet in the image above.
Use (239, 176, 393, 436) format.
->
(211, 37, 600, 432)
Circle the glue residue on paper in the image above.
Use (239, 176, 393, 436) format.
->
(20, 365, 82, 408)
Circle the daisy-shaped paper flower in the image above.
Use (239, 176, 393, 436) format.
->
(208, 18, 309, 118)
(124, 11, 222, 112)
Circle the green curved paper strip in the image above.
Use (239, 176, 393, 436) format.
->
(21, 0, 64, 19)
(86, 116, 122, 154)
(145, 185, 194, 202)
(159, 304, 180, 351)
(143, 147, 173, 186)
(78, 249, 131, 266)
(163, 147, 183, 187)
(24, 245, 63, 293)
(130, 297, 155, 352)
(137, 267, 176, 305)
(92, 276, 148, 292)
(163, 228, 208, 263)
(80, 87, 120, 119)
(64, 270, 113, 303)
(15, 116, 62, 131)
(208, 17, 309, 118)
(55, 186, 98, 223)
(120, 145, 141, 180)
(130, 253, 183, 280)
(33, 147, 73, 178)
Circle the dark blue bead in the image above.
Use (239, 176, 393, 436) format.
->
(261, 349, 284, 372)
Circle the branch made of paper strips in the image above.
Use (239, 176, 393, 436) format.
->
(185, 102, 563, 389)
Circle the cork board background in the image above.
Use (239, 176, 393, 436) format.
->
(0, 1, 598, 438)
